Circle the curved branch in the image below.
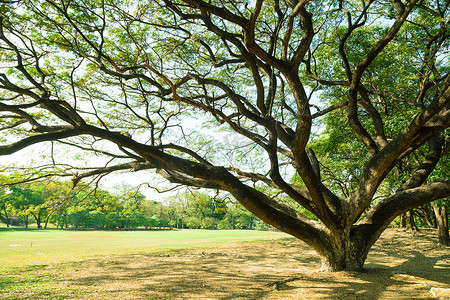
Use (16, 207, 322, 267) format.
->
(348, 86, 450, 222)
(157, 143, 213, 166)
(71, 161, 151, 187)
(358, 87, 388, 148)
(346, 0, 417, 157)
(157, 169, 222, 189)
(361, 179, 450, 227)
(0, 128, 82, 155)
(180, 0, 248, 26)
(312, 101, 348, 119)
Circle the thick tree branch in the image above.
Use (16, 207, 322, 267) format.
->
(0, 128, 82, 155)
(360, 179, 450, 227)
(349, 90, 449, 222)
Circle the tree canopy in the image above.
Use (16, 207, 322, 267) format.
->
(0, 0, 449, 271)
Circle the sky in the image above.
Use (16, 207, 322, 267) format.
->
(0, 116, 242, 202)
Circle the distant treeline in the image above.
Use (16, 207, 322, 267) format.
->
(0, 179, 269, 230)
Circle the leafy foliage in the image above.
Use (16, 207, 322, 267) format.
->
(0, 0, 449, 271)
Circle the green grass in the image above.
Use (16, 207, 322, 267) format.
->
(0, 228, 288, 298)
(0, 228, 288, 269)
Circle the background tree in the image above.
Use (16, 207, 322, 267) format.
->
(40, 181, 75, 229)
(431, 198, 449, 246)
(182, 192, 226, 229)
(0, 0, 449, 271)
(0, 177, 13, 226)
(0, 177, 170, 230)
(7, 185, 44, 228)
(221, 202, 260, 230)
(166, 196, 188, 229)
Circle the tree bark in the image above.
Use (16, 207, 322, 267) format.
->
(44, 213, 52, 229)
(23, 214, 29, 228)
(0, 0, 449, 274)
(1, 208, 9, 227)
(432, 210, 438, 228)
(405, 210, 419, 231)
(400, 213, 407, 228)
(415, 204, 435, 228)
(317, 230, 369, 272)
(431, 202, 449, 247)
(31, 211, 42, 229)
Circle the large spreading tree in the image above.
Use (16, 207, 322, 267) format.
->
(0, 0, 449, 271)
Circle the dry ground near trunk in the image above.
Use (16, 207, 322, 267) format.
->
(2, 228, 449, 299)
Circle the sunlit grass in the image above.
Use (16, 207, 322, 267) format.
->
(0, 228, 288, 269)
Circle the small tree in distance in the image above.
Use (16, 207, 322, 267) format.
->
(0, 0, 448, 271)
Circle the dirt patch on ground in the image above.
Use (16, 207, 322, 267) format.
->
(2, 228, 450, 299)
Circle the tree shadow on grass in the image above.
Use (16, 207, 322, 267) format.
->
(52, 239, 318, 299)
(59, 249, 447, 300)
(268, 230, 450, 300)
(59, 253, 291, 299)
(8, 229, 448, 299)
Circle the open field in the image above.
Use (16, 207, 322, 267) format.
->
(0, 229, 288, 268)
(1, 228, 449, 299)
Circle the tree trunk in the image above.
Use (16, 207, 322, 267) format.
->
(316, 229, 371, 272)
(24, 215, 29, 228)
(319, 247, 367, 272)
(44, 212, 52, 229)
(31, 212, 42, 229)
(2, 208, 9, 227)
(400, 213, 407, 228)
(431, 202, 449, 247)
(416, 204, 435, 227)
(405, 210, 418, 231)
(432, 211, 438, 228)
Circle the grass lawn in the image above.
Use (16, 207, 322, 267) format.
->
(0, 228, 288, 269)
(0, 228, 449, 299)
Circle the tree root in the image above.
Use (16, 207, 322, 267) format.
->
(265, 276, 302, 291)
